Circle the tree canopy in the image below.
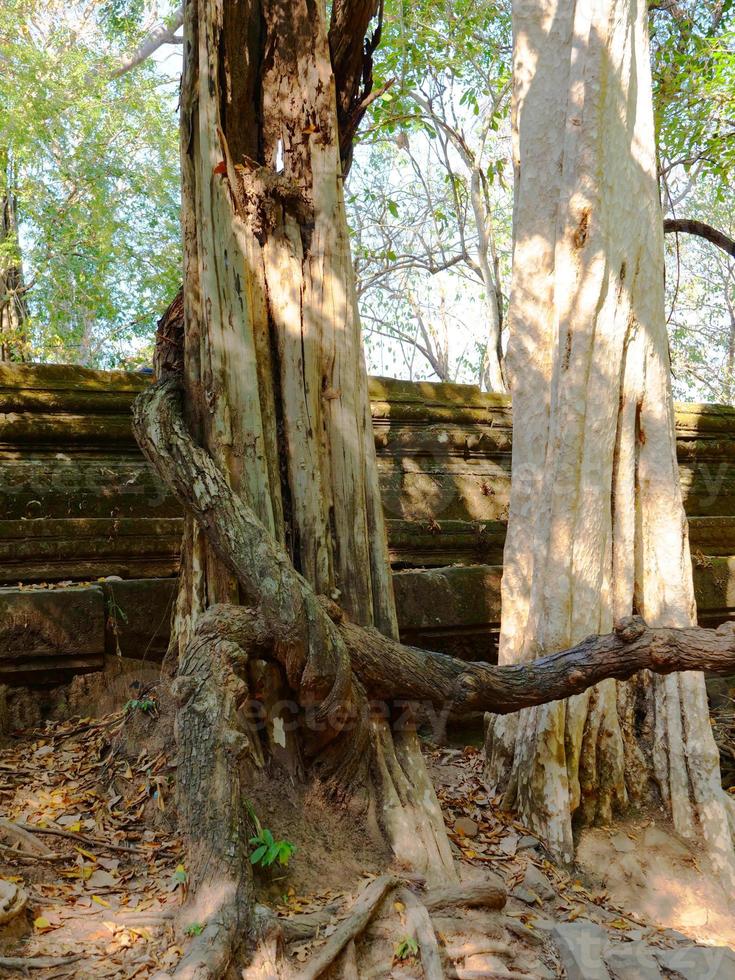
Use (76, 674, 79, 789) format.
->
(0, 0, 180, 366)
(0, 0, 733, 395)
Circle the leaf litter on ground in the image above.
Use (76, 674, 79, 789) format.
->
(0, 708, 184, 979)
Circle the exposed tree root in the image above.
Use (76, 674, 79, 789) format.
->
(423, 878, 507, 912)
(295, 875, 397, 980)
(0, 878, 27, 925)
(396, 886, 444, 980)
(132, 377, 735, 975)
(370, 720, 457, 883)
(168, 609, 258, 980)
(340, 939, 359, 980)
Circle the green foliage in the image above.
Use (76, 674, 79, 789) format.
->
(0, 0, 181, 366)
(184, 922, 204, 937)
(650, 2, 735, 197)
(124, 696, 157, 715)
(368, 0, 511, 141)
(394, 936, 419, 961)
(249, 824, 296, 869)
(246, 802, 296, 869)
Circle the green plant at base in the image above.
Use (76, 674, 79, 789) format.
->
(185, 922, 204, 937)
(248, 823, 295, 869)
(394, 937, 419, 961)
(123, 697, 157, 715)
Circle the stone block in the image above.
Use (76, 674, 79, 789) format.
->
(604, 942, 662, 980)
(102, 577, 176, 660)
(0, 585, 105, 681)
(654, 945, 735, 980)
(552, 922, 611, 980)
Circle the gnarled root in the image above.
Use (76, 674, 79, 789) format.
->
(396, 886, 443, 980)
(169, 608, 260, 979)
(295, 875, 397, 980)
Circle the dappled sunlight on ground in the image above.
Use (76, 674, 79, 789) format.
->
(0, 706, 185, 978)
(576, 818, 735, 947)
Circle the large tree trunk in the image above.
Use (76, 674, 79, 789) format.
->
(134, 375, 735, 975)
(0, 150, 28, 362)
(485, 0, 735, 888)
(164, 3, 455, 968)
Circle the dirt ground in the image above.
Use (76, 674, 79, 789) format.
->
(0, 677, 734, 979)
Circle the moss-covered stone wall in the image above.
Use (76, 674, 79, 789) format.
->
(2, 363, 735, 679)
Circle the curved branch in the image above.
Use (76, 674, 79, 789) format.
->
(341, 616, 735, 714)
(664, 218, 735, 258)
(133, 380, 735, 728)
(132, 380, 370, 783)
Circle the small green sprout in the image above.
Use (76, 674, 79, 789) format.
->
(394, 937, 419, 961)
(124, 697, 157, 715)
(249, 825, 295, 868)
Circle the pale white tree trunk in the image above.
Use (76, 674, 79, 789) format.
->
(486, 0, 735, 889)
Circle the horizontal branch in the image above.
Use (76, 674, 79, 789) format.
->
(664, 218, 735, 259)
(133, 380, 735, 724)
(340, 616, 735, 714)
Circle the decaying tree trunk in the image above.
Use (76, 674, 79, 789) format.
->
(0, 150, 28, 362)
(151, 2, 457, 972)
(485, 0, 735, 887)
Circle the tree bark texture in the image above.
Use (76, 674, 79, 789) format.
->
(487, 0, 735, 887)
(0, 150, 28, 362)
(172, 0, 455, 939)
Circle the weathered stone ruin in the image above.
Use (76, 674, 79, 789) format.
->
(2, 362, 735, 688)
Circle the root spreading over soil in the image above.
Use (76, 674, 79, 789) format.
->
(0, 692, 733, 978)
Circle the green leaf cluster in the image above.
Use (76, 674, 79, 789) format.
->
(249, 825, 296, 869)
(0, 0, 181, 366)
(394, 936, 419, 960)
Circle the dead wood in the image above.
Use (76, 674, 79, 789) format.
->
(0, 819, 56, 858)
(0, 955, 83, 970)
(0, 841, 63, 865)
(10, 822, 148, 856)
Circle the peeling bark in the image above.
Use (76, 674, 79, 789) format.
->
(163, 4, 456, 967)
